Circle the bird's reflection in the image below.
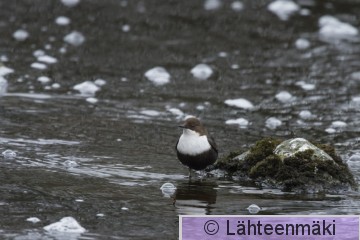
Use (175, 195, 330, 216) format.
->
(173, 179, 218, 215)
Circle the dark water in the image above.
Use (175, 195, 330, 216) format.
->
(0, 0, 360, 239)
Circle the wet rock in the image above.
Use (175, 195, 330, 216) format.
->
(212, 138, 357, 193)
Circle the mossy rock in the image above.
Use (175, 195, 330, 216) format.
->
(213, 138, 357, 193)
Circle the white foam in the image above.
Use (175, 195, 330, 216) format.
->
(31, 62, 47, 70)
(190, 63, 213, 80)
(225, 118, 249, 128)
(224, 98, 254, 110)
(0, 66, 14, 76)
(86, 97, 98, 104)
(37, 55, 58, 64)
(94, 78, 107, 86)
(0, 76, 8, 96)
(13, 29, 29, 41)
(55, 16, 71, 26)
(43, 216, 86, 233)
(144, 67, 170, 86)
(295, 38, 310, 50)
(231, 1, 244, 11)
(265, 117, 282, 129)
(64, 31, 85, 46)
(275, 91, 295, 103)
(26, 217, 41, 223)
(61, 0, 80, 7)
(204, 0, 222, 10)
(37, 76, 51, 84)
(268, 0, 300, 21)
(319, 15, 358, 38)
(73, 81, 100, 96)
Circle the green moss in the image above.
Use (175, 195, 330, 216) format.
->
(249, 155, 282, 179)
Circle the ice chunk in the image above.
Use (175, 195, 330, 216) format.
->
(122, 24, 131, 32)
(26, 217, 41, 223)
(0, 65, 14, 76)
(55, 16, 71, 26)
(265, 117, 282, 129)
(94, 78, 106, 86)
(350, 71, 360, 80)
(33, 49, 45, 57)
(73, 81, 100, 96)
(63, 160, 78, 168)
(13, 29, 29, 41)
(140, 110, 161, 117)
(231, 1, 244, 11)
(268, 0, 300, 21)
(96, 213, 105, 217)
(225, 118, 249, 128)
(37, 76, 51, 84)
(295, 81, 315, 91)
(0, 76, 8, 96)
(121, 207, 129, 211)
(299, 110, 313, 120)
(37, 55, 58, 64)
(167, 108, 184, 118)
(295, 38, 310, 50)
(51, 83, 61, 89)
(246, 204, 261, 214)
(275, 91, 295, 103)
(330, 121, 347, 128)
(319, 15, 358, 38)
(190, 63, 213, 80)
(44, 216, 86, 233)
(204, 0, 222, 10)
(86, 97, 98, 104)
(160, 183, 176, 197)
(64, 31, 85, 46)
(224, 98, 254, 110)
(61, 0, 80, 7)
(144, 67, 170, 86)
(31, 62, 47, 70)
(2, 149, 16, 159)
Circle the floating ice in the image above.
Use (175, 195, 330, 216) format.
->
(144, 67, 170, 86)
(246, 204, 261, 214)
(55, 16, 71, 26)
(51, 83, 61, 89)
(33, 49, 45, 57)
(86, 97, 98, 104)
(96, 213, 105, 217)
(167, 108, 184, 118)
(2, 149, 16, 159)
(37, 55, 58, 64)
(350, 71, 360, 80)
(44, 216, 86, 233)
(31, 62, 47, 70)
(61, 0, 80, 7)
(196, 105, 205, 111)
(299, 8, 311, 16)
(224, 98, 254, 110)
(121, 207, 129, 211)
(26, 217, 41, 223)
(63, 160, 78, 168)
(231, 1, 244, 11)
(13, 29, 29, 41)
(275, 91, 295, 103)
(160, 183, 177, 197)
(122, 24, 131, 32)
(299, 110, 313, 120)
(0, 76, 8, 96)
(319, 15, 358, 38)
(1, 55, 8, 62)
(37, 76, 51, 84)
(295, 81, 315, 91)
(231, 64, 240, 69)
(204, 0, 222, 10)
(265, 117, 282, 130)
(325, 128, 336, 134)
(349, 153, 360, 162)
(225, 118, 249, 128)
(140, 110, 161, 117)
(295, 38, 310, 50)
(64, 31, 85, 46)
(0, 65, 14, 76)
(75, 199, 84, 202)
(268, 0, 300, 21)
(330, 121, 347, 128)
(73, 81, 100, 96)
(190, 63, 213, 80)
(94, 78, 106, 86)
(218, 52, 228, 58)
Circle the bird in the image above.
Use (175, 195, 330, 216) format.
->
(175, 117, 218, 177)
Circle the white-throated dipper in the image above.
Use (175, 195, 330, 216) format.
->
(176, 117, 218, 176)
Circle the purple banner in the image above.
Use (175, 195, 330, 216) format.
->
(180, 216, 359, 240)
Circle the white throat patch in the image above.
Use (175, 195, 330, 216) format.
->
(177, 129, 211, 156)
